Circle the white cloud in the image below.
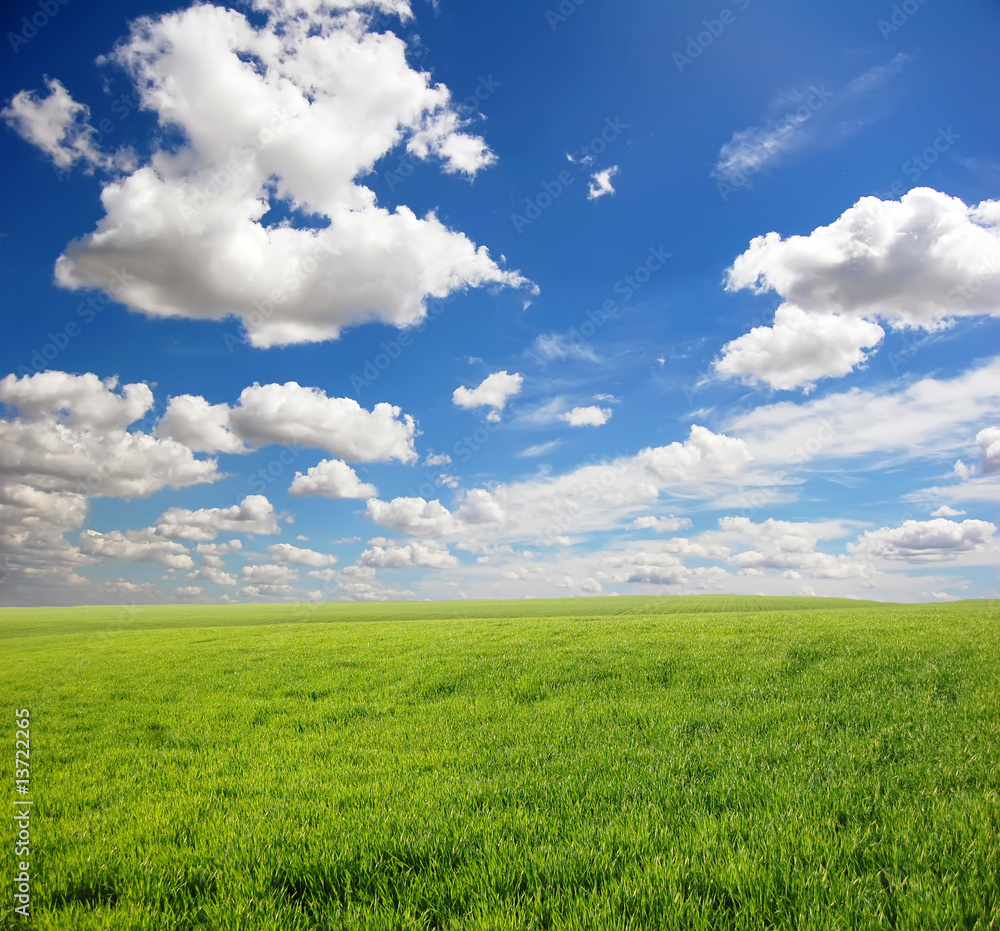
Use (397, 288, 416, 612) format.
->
(367, 426, 750, 544)
(241, 563, 300, 585)
(31, 1, 529, 348)
(337, 565, 412, 601)
(155, 395, 247, 454)
(365, 497, 457, 536)
(718, 516, 871, 580)
(189, 565, 238, 586)
(716, 305, 885, 392)
(156, 495, 280, 541)
(228, 383, 416, 461)
(0, 372, 219, 499)
(633, 515, 694, 533)
(156, 382, 416, 462)
(531, 333, 600, 363)
(288, 458, 378, 499)
(78, 528, 193, 569)
(358, 538, 458, 569)
(587, 166, 618, 200)
(560, 405, 612, 428)
(519, 440, 562, 459)
(931, 505, 966, 517)
(718, 189, 1000, 388)
(849, 518, 997, 563)
(2, 78, 110, 170)
(976, 426, 1000, 474)
(267, 543, 337, 567)
(724, 356, 1000, 470)
(453, 371, 523, 421)
(424, 452, 452, 467)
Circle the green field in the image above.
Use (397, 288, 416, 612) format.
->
(3, 596, 999, 930)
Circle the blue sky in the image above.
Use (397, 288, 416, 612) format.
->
(1, 0, 998, 606)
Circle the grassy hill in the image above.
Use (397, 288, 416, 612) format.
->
(3, 598, 998, 929)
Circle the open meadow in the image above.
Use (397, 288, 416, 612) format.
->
(3, 596, 999, 930)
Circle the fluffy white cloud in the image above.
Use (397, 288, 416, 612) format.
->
(0, 372, 219, 499)
(78, 528, 194, 569)
(587, 166, 618, 200)
(155, 395, 247, 454)
(32, 1, 527, 347)
(365, 497, 457, 536)
(931, 505, 966, 517)
(189, 565, 238, 587)
(156, 495, 280, 541)
(155, 382, 416, 462)
(849, 518, 997, 563)
(718, 516, 870, 579)
(337, 565, 412, 601)
(2, 78, 110, 170)
(358, 538, 458, 569)
(453, 371, 523, 421)
(560, 406, 612, 427)
(718, 189, 1000, 388)
(634, 515, 694, 533)
(241, 563, 300, 585)
(975, 426, 1000, 474)
(716, 306, 885, 392)
(267, 543, 337, 567)
(229, 383, 416, 461)
(288, 458, 378, 499)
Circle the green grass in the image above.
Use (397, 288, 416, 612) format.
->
(3, 597, 998, 930)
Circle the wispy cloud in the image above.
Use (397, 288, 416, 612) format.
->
(712, 54, 909, 187)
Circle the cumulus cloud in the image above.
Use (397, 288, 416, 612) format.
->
(155, 395, 247, 454)
(560, 406, 612, 428)
(358, 538, 459, 569)
(241, 563, 300, 585)
(288, 458, 378, 499)
(634, 515, 694, 533)
(453, 371, 523, 421)
(849, 518, 997, 563)
(78, 528, 194, 569)
(337, 565, 412, 601)
(587, 166, 619, 200)
(267, 543, 337, 567)
(716, 306, 885, 392)
(718, 189, 1000, 389)
(2, 78, 110, 170)
(365, 497, 457, 536)
(718, 516, 870, 579)
(156, 495, 280, 541)
(975, 426, 1000, 474)
(0, 373, 219, 501)
(931, 505, 966, 518)
(17, 1, 530, 347)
